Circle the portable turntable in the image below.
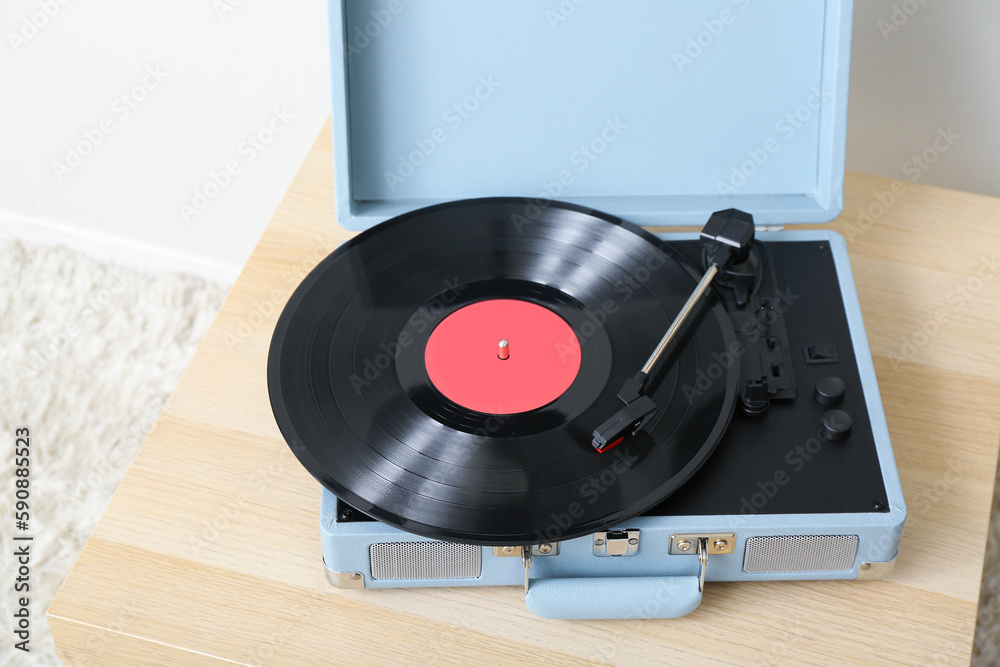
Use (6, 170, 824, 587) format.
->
(267, 0, 906, 619)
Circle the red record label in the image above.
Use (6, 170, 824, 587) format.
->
(424, 299, 582, 414)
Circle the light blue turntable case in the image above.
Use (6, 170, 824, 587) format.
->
(319, 0, 906, 619)
(331, 0, 852, 229)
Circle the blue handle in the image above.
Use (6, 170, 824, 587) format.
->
(524, 576, 702, 620)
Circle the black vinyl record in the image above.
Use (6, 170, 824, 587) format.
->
(268, 198, 738, 545)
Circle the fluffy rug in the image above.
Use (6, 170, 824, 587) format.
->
(0, 239, 227, 665)
(0, 237, 996, 665)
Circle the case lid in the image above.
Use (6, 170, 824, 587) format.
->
(330, 0, 853, 230)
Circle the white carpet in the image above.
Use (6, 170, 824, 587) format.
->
(0, 237, 996, 665)
(0, 239, 227, 665)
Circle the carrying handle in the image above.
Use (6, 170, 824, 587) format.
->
(524, 576, 702, 620)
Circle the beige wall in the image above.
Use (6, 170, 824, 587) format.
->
(848, 0, 1000, 197)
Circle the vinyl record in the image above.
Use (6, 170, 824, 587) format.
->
(267, 198, 738, 545)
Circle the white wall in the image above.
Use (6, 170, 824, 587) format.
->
(847, 0, 1000, 198)
(1, 1, 996, 281)
(0, 0, 331, 281)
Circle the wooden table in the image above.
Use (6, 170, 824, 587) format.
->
(49, 122, 1000, 665)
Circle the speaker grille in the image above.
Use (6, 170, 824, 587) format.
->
(743, 535, 858, 573)
(369, 542, 481, 580)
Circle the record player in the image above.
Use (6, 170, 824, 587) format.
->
(267, 0, 906, 619)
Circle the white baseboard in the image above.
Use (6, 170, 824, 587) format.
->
(0, 211, 241, 285)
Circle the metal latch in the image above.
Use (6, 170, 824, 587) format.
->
(494, 545, 559, 595)
(668, 533, 736, 592)
(593, 529, 640, 556)
(492, 544, 559, 557)
(522, 550, 531, 594)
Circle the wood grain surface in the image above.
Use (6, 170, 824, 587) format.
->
(48, 121, 1000, 666)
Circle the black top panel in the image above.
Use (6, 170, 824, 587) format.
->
(646, 239, 889, 517)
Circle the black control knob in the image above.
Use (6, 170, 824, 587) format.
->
(814, 376, 846, 406)
(821, 409, 853, 442)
